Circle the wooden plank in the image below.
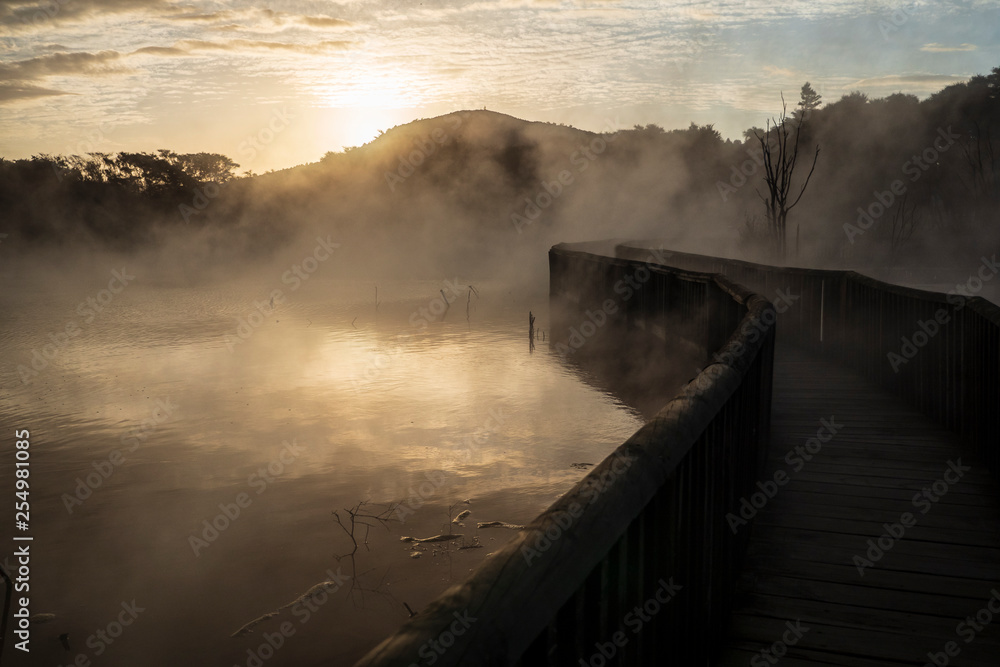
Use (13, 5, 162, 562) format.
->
(751, 497, 1000, 533)
(745, 538, 1000, 580)
(751, 513, 1000, 549)
(721, 346, 1000, 666)
(767, 488, 1000, 514)
(717, 645, 917, 667)
(726, 614, 1000, 665)
(736, 566, 1000, 608)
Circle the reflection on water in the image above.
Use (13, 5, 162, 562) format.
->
(0, 274, 651, 666)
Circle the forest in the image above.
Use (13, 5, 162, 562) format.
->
(2, 67, 998, 276)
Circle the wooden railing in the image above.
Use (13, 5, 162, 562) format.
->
(617, 242, 1000, 488)
(354, 243, 776, 666)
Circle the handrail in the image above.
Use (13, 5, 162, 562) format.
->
(617, 241, 1000, 487)
(355, 243, 776, 666)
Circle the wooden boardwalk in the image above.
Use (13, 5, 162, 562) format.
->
(718, 345, 1000, 666)
(357, 246, 1000, 667)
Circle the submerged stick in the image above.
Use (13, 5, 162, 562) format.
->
(466, 285, 479, 321)
(399, 534, 463, 543)
(440, 289, 451, 321)
(529, 311, 536, 352)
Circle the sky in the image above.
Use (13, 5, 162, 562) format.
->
(0, 0, 997, 174)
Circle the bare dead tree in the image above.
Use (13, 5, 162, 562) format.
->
(754, 95, 821, 260)
(959, 121, 997, 199)
(736, 209, 770, 259)
(886, 194, 921, 269)
(958, 122, 999, 232)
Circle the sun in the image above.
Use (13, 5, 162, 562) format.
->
(338, 107, 409, 149)
(312, 69, 428, 149)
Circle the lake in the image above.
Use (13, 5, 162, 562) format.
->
(0, 262, 668, 666)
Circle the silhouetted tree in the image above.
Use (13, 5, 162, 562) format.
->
(794, 82, 823, 124)
(754, 96, 820, 259)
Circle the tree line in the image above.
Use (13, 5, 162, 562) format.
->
(1, 67, 998, 268)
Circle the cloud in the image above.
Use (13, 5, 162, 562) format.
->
(921, 43, 977, 53)
(0, 0, 175, 34)
(0, 50, 127, 82)
(0, 82, 70, 102)
(0, 1, 353, 35)
(172, 39, 354, 54)
(182, 8, 353, 33)
(132, 45, 190, 57)
(0, 38, 356, 104)
(464, 0, 624, 8)
(167, 10, 235, 23)
(763, 65, 796, 77)
(299, 16, 352, 29)
(847, 73, 969, 93)
(2, 39, 356, 82)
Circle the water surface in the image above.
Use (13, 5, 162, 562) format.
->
(0, 269, 650, 666)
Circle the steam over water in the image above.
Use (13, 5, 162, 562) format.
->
(0, 271, 646, 666)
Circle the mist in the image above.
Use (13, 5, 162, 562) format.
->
(3, 59, 1000, 666)
(5, 69, 999, 296)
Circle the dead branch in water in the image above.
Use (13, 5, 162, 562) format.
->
(439, 289, 451, 321)
(330, 500, 401, 609)
(332, 500, 398, 560)
(466, 285, 479, 321)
